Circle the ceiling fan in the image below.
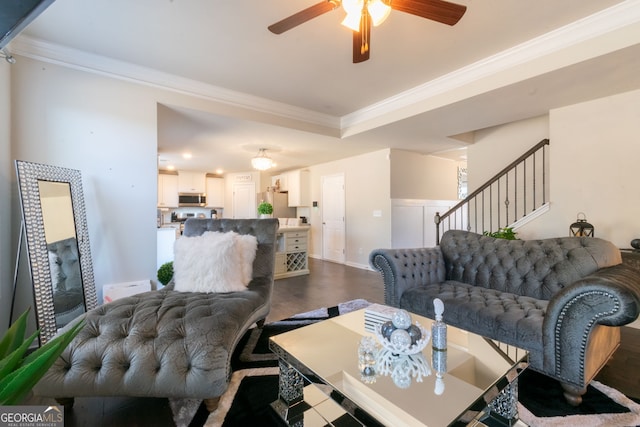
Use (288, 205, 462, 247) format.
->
(268, 0, 467, 63)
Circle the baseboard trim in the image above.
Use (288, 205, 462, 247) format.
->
(309, 254, 373, 271)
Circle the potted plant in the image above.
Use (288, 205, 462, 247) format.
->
(157, 261, 173, 287)
(257, 201, 273, 218)
(0, 309, 84, 405)
(483, 227, 519, 240)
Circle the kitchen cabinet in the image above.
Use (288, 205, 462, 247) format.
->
(275, 227, 310, 279)
(178, 171, 206, 193)
(157, 173, 179, 207)
(287, 170, 310, 207)
(206, 177, 225, 208)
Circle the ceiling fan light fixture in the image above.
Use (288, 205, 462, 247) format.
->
(341, 11, 362, 31)
(341, 0, 364, 31)
(367, 0, 391, 26)
(251, 148, 274, 171)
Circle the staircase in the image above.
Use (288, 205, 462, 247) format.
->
(435, 139, 550, 243)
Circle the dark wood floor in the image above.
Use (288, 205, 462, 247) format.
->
(23, 258, 640, 425)
(24, 258, 385, 427)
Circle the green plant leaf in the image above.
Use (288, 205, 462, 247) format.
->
(257, 202, 273, 215)
(0, 320, 84, 405)
(0, 339, 65, 405)
(0, 310, 30, 359)
(22, 320, 84, 366)
(0, 329, 40, 381)
(157, 261, 174, 286)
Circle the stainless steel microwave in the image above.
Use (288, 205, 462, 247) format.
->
(178, 193, 206, 207)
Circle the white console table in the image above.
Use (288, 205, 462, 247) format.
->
(275, 226, 310, 279)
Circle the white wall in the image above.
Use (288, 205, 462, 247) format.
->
(307, 149, 392, 268)
(529, 89, 640, 247)
(467, 90, 640, 248)
(0, 60, 11, 331)
(10, 57, 159, 305)
(467, 115, 549, 193)
(305, 149, 462, 269)
(390, 149, 460, 200)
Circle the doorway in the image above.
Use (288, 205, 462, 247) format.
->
(321, 173, 345, 263)
(232, 182, 256, 219)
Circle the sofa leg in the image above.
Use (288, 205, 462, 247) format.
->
(204, 397, 220, 412)
(560, 382, 587, 406)
(55, 397, 74, 410)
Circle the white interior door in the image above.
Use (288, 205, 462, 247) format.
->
(322, 174, 345, 263)
(232, 182, 256, 219)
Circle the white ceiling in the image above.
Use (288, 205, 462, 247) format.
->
(10, 0, 640, 173)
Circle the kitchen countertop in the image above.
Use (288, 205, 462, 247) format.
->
(277, 225, 310, 232)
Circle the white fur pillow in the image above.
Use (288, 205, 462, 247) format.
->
(173, 231, 258, 293)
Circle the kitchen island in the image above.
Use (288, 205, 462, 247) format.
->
(275, 225, 310, 279)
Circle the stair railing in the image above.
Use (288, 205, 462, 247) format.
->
(435, 139, 550, 243)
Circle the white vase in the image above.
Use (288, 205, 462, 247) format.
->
(259, 213, 273, 219)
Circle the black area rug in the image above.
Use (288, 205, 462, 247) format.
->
(184, 301, 640, 427)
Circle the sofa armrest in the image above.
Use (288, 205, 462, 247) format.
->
(543, 264, 640, 383)
(369, 248, 446, 307)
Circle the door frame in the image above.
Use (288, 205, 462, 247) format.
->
(321, 173, 346, 264)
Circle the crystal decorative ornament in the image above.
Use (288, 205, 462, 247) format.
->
(432, 298, 447, 351)
(390, 328, 412, 348)
(380, 320, 395, 340)
(391, 309, 412, 329)
(407, 324, 422, 345)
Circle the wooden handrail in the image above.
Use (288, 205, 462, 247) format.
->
(436, 139, 550, 243)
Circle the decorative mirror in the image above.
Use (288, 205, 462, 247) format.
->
(15, 160, 97, 344)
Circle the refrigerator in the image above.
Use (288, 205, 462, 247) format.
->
(257, 189, 296, 218)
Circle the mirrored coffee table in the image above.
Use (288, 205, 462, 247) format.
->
(269, 307, 528, 427)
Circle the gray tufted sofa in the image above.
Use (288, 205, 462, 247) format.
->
(370, 230, 640, 406)
(47, 237, 85, 327)
(34, 218, 278, 410)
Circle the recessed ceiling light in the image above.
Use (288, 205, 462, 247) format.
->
(167, 165, 176, 171)
(215, 169, 224, 175)
(183, 152, 192, 159)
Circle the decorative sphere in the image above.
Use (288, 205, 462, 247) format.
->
(631, 239, 640, 250)
(392, 309, 412, 329)
(362, 365, 376, 377)
(407, 324, 422, 345)
(363, 352, 375, 365)
(393, 372, 412, 389)
(381, 321, 396, 340)
(390, 328, 412, 349)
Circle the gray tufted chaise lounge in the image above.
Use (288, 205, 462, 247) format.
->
(370, 230, 640, 406)
(34, 218, 278, 410)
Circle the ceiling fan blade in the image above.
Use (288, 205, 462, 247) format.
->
(268, 1, 338, 34)
(391, 0, 467, 26)
(353, 11, 371, 63)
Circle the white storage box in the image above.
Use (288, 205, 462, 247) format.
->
(103, 280, 151, 304)
(364, 303, 397, 333)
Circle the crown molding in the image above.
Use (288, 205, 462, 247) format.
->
(10, 35, 341, 131)
(9, 1, 640, 138)
(340, 0, 640, 135)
